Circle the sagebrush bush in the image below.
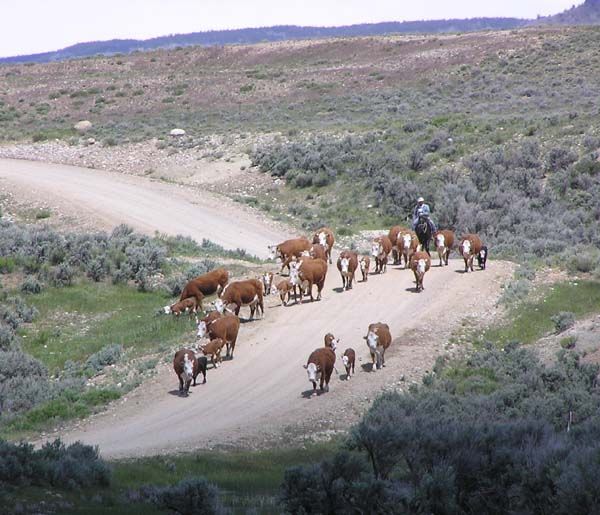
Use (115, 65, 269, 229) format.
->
(51, 263, 75, 287)
(20, 275, 42, 294)
(85, 344, 123, 373)
(551, 311, 575, 333)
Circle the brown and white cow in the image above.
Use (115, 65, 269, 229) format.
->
(304, 336, 337, 396)
(273, 278, 293, 306)
(434, 230, 455, 267)
(164, 297, 198, 318)
(364, 322, 392, 371)
(410, 251, 432, 293)
(173, 349, 206, 396)
(268, 237, 312, 274)
(342, 348, 356, 380)
(388, 225, 409, 265)
(459, 234, 483, 273)
(307, 243, 328, 262)
(200, 337, 226, 369)
(359, 255, 370, 282)
(337, 250, 359, 290)
(197, 313, 241, 359)
(214, 279, 264, 319)
(397, 231, 419, 269)
(261, 271, 274, 296)
(371, 236, 393, 274)
(312, 227, 335, 264)
(290, 258, 328, 302)
(171, 268, 229, 312)
(323, 333, 340, 352)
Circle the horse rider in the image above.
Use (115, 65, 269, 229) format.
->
(412, 196, 437, 234)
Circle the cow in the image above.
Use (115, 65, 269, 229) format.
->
(342, 348, 356, 380)
(477, 245, 489, 270)
(371, 236, 393, 274)
(397, 231, 419, 269)
(364, 323, 392, 371)
(200, 337, 226, 369)
(434, 230, 455, 267)
(388, 225, 408, 265)
(459, 234, 483, 273)
(410, 251, 432, 293)
(197, 313, 241, 359)
(261, 271, 274, 296)
(359, 255, 370, 282)
(273, 278, 294, 306)
(268, 237, 311, 274)
(163, 297, 198, 318)
(337, 251, 359, 290)
(312, 227, 335, 264)
(214, 279, 264, 319)
(290, 258, 328, 302)
(173, 268, 229, 312)
(304, 335, 337, 396)
(307, 243, 328, 262)
(173, 349, 205, 396)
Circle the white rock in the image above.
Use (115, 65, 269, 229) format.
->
(170, 128, 186, 137)
(74, 120, 92, 132)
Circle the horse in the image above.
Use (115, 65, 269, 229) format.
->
(415, 215, 433, 256)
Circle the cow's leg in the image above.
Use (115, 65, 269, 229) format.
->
(178, 376, 184, 393)
(371, 352, 377, 372)
(381, 348, 386, 367)
(311, 381, 317, 396)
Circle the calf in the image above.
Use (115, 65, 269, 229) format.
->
(312, 227, 335, 264)
(388, 225, 408, 265)
(173, 349, 203, 396)
(359, 255, 370, 282)
(261, 271, 274, 296)
(304, 347, 336, 395)
(410, 251, 432, 293)
(215, 279, 264, 319)
(200, 337, 226, 369)
(324, 333, 339, 351)
(434, 230, 455, 267)
(163, 297, 198, 318)
(175, 268, 229, 311)
(364, 323, 392, 371)
(337, 251, 359, 290)
(197, 313, 241, 359)
(342, 348, 356, 380)
(477, 245, 489, 270)
(397, 231, 418, 269)
(371, 236, 393, 274)
(268, 237, 311, 274)
(273, 278, 294, 306)
(459, 234, 483, 273)
(290, 258, 328, 302)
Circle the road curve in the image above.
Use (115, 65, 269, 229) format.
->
(0, 158, 287, 258)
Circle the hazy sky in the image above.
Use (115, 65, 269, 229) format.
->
(1, 0, 580, 58)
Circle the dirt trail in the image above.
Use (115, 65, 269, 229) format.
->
(0, 158, 513, 458)
(0, 158, 286, 258)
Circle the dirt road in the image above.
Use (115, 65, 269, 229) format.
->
(0, 158, 286, 258)
(1, 158, 512, 457)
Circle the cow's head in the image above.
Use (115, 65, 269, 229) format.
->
(270, 284, 279, 295)
(267, 245, 279, 261)
(402, 233, 412, 249)
(213, 298, 226, 314)
(366, 330, 378, 350)
(436, 233, 445, 249)
(360, 257, 368, 272)
(163, 304, 172, 315)
(318, 231, 328, 249)
(342, 355, 349, 367)
(340, 257, 350, 273)
(301, 250, 311, 257)
(196, 321, 208, 339)
(180, 353, 194, 388)
(461, 239, 471, 256)
(324, 334, 339, 352)
(371, 241, 382, 257)
(417, 258, 427, 275)
(304, 362, 321, 383)
(479, 248, 487, 259)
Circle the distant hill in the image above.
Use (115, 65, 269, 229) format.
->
(0, 18, 527, 64)
(537, 0, 600, 25)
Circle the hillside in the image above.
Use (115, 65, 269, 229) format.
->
(0, 18, 526, 64)
(538, 0, 600, 25)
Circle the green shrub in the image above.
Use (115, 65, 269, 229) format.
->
(551, 311, 575, 333)
(85, 344, 123, 373)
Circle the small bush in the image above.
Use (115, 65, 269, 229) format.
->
(0, 256, 15, 274)
(51, 263, 75, 287)
(20, 276, 42, 294)
(551, 311, 575, 334)
(85, 344, 123, 373)
(560, 335, 577, 349)
(140, 477, 222, 515)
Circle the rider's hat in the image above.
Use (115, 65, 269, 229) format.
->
(417, 196, 425, 202)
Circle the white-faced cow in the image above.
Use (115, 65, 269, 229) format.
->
(200, 337, 226, 369)
(261, 271, 274, 296)
(197, 313, 241, 359)
(397, 231, 419, 269)
(312, 227, 335, 264)
(434, 230, 455, 267)
(371, 236, 393, 274)
(410, 251, 432, 293)
(173, 349, 206, 396)
(307, 243, 328, 262)
(273, 277, 293, 306)
(477, 245, 489, 270)
(171, 268, 229, 312)
(290, 258, 328, 303)
(388, 225, 409, 265)
(304, 334, 337, 395)
(364, 323, 392, 371)
(214, 279, 264, 319)
(359, 255, 370, 282)
(163, 297, 198, 318)
(342, 348, 356, 380)
(459, 234, 483, 273)
(268, 237, 312, 274)
(337, 250, 359, 290)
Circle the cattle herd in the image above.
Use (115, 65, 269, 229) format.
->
(166, 226, 488, 397)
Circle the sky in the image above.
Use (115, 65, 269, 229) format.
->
(0, 0, 581, 58)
